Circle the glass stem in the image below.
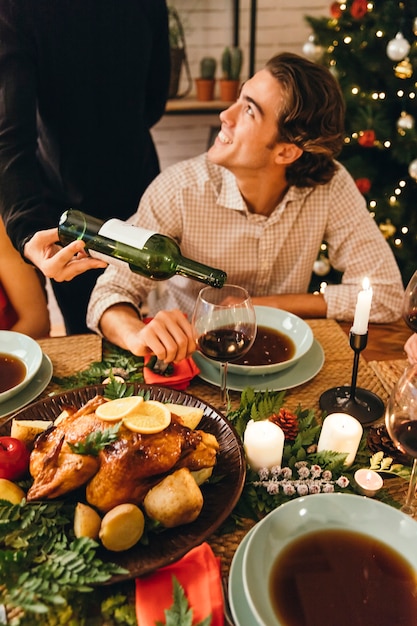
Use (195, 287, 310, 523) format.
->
(402, 457, 417, 516)
(220, 361, 228, 407)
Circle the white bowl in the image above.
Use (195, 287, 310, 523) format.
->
(0, 331, 43, 403)
(198, 306, 313, 376)
(242, 493, 417, 625)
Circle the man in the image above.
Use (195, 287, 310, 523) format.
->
(87, 52, 404, 363)
(0, 0, 170, 334)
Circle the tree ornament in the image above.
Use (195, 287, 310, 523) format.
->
(379, 219, 396, 239)
(394, 58, 413, 79)
(397, 111, 415, 130)
(350, 0, 368, 19)
(386, 32, 411, 61)
(358, 129, 376, 147)
(408, 158, 417, 180)
(313, 254, 331, 276)
(269, 408, 299, 441)
(330, 1, 342, 18)
(302, 35, 323, 61)
(355, 177, 371, 194)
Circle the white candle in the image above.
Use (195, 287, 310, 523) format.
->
(351, 277, 373, 335)
(243, 419, 285, 471)
(317, 413, 363, 467)
(354, 468, 384, 497)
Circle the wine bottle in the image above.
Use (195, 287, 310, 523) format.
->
(58, 209, 227, 288)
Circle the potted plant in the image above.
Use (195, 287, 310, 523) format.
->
(219, 46, 243, 101)
(195, 56, 217, 101)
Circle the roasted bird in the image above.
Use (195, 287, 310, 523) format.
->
(27, 395, 218, 511)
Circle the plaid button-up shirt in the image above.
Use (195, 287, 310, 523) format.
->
(87, 153, 403, 333)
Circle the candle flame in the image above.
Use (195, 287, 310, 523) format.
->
(362, 277, 370, 290)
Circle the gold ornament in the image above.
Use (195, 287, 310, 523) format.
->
(379, 220, 396, 239)
(394, 58, 413, 79)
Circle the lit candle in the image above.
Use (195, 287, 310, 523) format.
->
(243, 419, 285, 471)
(354, 468, 384, 497)
(351, 277, 373, 335)
(317, 413, 363, 467)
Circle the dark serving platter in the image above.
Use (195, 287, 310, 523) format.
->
(2, 383, 246, 581)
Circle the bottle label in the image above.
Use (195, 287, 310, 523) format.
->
(98, 219, 156, 249)
(88, 249, 127, 268)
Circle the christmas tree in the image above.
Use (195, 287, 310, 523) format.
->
(304, 0, 417, 288)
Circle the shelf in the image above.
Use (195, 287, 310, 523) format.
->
(165, 97, 232, 115)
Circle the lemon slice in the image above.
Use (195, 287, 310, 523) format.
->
(123, 400, 171, 434)
(95, 396, 144, 421)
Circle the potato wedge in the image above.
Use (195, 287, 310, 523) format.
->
(10, 419, 53, 448)
(190, 467, 213, 486)
(143, 467, 203, 528)
(74, 502, 102, 540)
(165, 403, 204, 430)
(99, 503, 145, 552)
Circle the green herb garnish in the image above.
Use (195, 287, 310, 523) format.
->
(156, 576, 211, 626)
(67, 422, 122, 456)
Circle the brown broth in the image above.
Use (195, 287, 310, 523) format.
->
(234, 325, 295, 366)
(0, 353, 26, 393)
(269, 528, 417, 626)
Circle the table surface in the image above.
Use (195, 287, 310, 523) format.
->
(3, 320, 413, 622)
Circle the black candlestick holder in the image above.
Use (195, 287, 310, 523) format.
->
(319, 331, 384, 425)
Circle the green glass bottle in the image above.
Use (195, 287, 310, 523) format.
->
(58, 209, 227, 288)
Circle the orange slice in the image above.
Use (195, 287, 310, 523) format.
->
(123, 400, 171, 434)
(95, 396, 144, 421)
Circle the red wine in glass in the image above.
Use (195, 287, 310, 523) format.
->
(192, 284, 256, 408)
(198, 328, 253, 362)
(386, 363, 417, 515)
(403, 307, 417, 333)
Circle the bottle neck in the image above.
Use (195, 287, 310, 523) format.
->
(176, 257, 227, 288)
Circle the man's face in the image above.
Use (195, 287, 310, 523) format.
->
(208, 69, 284, 175)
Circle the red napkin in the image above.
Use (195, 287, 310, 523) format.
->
(135, 542, 224, 626)
(143, 354, 200, 390)
(142, 316, 200, 390)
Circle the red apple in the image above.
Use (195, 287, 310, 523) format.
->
(0, 436, 30, 481)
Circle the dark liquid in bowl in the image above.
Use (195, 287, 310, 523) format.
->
(0, 353, 26, 393)
(234, 325, 295, 366)
(270, 528, 417, 625)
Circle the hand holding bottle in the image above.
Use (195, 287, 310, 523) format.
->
(23, 228, 107, 281)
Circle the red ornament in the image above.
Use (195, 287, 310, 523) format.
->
(355, 178, 371, 194)
(358, 129, 375, 147)
(330, 1, 342, 18)
(350, 0, 368, 19)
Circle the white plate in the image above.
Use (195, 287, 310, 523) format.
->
(193, 338, 324, 391)
(0, 352, 53, 418)
(242, 493, 417, 626)
(229, 526, 258, 626)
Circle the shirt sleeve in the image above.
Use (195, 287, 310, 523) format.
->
(322, 166, 404, 323)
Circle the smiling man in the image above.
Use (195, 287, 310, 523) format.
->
(87, 52, 404, 362)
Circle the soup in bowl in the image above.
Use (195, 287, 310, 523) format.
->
(223, 306, 313, 376)
(0, 331, 43, 403)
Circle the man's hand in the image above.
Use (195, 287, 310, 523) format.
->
(23, 228, 107, 281)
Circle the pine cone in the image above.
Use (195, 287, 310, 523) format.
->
(367, 425, 412, 466)
(269, 408, 299, 441)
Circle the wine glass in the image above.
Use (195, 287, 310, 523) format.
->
(402, 269, 417, 333)
(385, 364, 417, 515)
(192, 284, 257, 408)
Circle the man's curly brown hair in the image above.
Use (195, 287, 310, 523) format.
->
(265, 52, 346, 188)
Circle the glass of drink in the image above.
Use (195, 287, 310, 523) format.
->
(192, 285, 256, 408)
(403, 269, 417, 333)
(385, 363, 417, 515)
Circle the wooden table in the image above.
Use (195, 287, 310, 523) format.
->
(5, 320, 411, 623)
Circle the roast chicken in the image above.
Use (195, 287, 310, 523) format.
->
(27, 395, 218, 512)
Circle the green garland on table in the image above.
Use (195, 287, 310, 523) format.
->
(226, 387, 410, 524)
